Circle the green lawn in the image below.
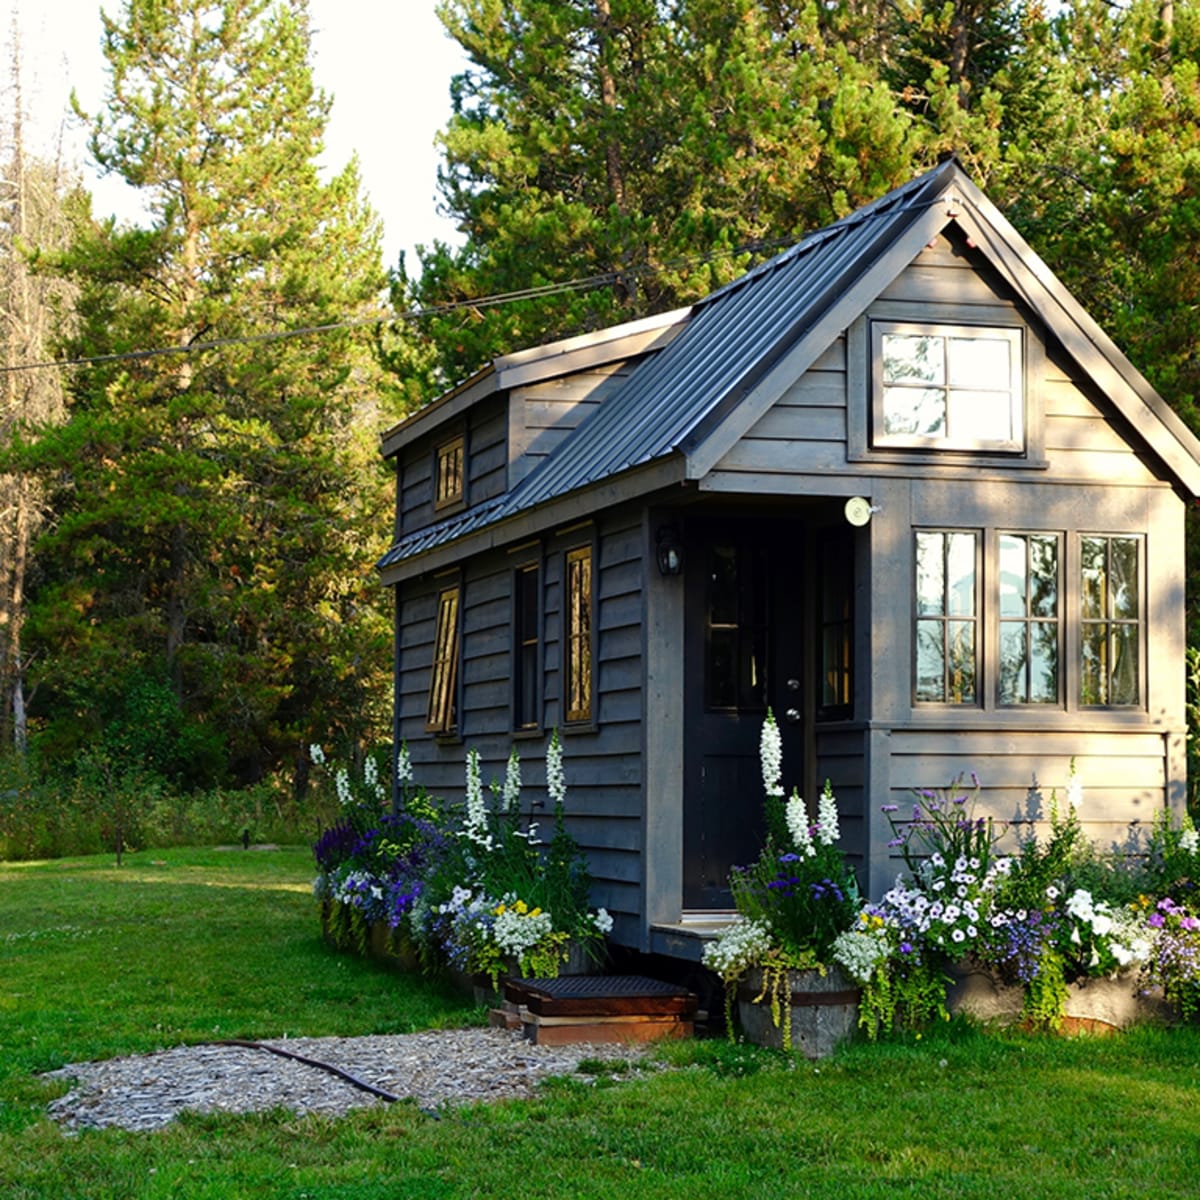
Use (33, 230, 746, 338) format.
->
(4, 847, 1200, 1199)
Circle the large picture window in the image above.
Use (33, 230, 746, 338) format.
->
(425, 585, 461, 733)
(1080, 535, 1141, 706)
(999, 533, 1060, 705)
(874, 322, 1023, 452)
(564, 546, 593, 724)
(915, 531, 978, 704)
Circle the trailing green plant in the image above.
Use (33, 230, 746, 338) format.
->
(704, 712, 860, 1048)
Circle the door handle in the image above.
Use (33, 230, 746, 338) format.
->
(785, 708, 801, 723)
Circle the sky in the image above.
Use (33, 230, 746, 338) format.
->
(4, 1, 469, 270)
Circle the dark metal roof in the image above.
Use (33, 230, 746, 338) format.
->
(378, 161, 968, 571)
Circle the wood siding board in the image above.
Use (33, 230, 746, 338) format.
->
(951, 202, 1200, 495)
(684, 202, 955, 481)
(744, 408, 846, 443)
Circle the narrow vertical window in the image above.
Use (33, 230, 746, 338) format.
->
(564, 546, 593, 724)
(819, 535, 854, 716)
(426, 585, 461, 733)
(998, 533, 1060, 705)
(513, 564, 540, 730)
(914, 531, 978, 703)
(1080, 535, 1140, 706)
(434, 436, 464, 509)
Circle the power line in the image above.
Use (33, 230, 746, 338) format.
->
(0, 236, 795, 377)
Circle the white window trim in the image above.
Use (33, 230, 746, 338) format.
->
(871, 320, 1025, 454)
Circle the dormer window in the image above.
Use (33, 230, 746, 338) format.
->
(434, 435, 465, 510)
(873, 322, 1024, 453)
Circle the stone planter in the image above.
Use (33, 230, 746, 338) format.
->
(736, 965, 859, 1058)
(946, 960, 1172, 1032)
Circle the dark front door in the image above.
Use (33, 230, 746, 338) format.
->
(682, 519, 805, 909)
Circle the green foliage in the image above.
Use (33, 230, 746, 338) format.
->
(9, 849, 1200, 1197)
(857, 955, 950, 1042)
(17, 0, 400, 790)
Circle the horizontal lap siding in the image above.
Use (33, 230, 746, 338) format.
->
(879, 727, 1170, 874)
(396, 511, 649, 943)
(715, 339, 848, 477)
(815, 727, 869, 870)
(509, 365, 639, 486)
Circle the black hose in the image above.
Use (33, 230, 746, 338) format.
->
(211, 1039, 400, 1103)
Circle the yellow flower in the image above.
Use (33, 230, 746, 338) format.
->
(530, 907, 542, 918)
(494, 904, 507, 916)
(514, 900, 528, 915)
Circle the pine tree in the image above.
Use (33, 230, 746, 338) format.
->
(24, 0, 397, 786)
(0, 23, 77, 753)
(407, 0, 919, 390)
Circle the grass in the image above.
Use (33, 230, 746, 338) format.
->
(4, 850, 1200, 1199)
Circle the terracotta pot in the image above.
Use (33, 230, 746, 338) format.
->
(736, 965, 859, 1058)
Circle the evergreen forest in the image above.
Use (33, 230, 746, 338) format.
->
(2, 0, 1198, 854)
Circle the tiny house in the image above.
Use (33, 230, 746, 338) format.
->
(378, 161, 1200, 962)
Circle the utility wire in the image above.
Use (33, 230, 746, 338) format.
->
(0, 235, 795, 378)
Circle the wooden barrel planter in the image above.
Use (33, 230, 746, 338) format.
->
(736, 965, 859, 1058)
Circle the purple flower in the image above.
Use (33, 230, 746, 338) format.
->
(881, 804, 899, 813)
(1148, 913, 1166, 929)
(899, 941, 914, 955)
(887, 837, 904, 848)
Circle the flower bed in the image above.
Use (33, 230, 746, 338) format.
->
(704, 717, 1200, 1050)
(311, 733, 612, 991)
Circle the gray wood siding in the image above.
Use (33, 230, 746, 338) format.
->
(396, 395, 509, 536)
(708, 230, 1163, 492)
(874, 727, 1173, 881)
(508, 363, 641, 487)
(394, 508, 650, 942)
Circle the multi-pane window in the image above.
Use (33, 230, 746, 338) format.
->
(915, 531, 978, 704)
(875, 322, 1023, 452)
(434, 436, 464, 509)
(705, 542, 769, 711)
(818, 535, 854, 716)
(564, 546, 593, 723)
(513, 564, 540, 730)
(1081, 535, 1140, 706)
(425, 585, 461, 733)
(999, 533, 1060, 705)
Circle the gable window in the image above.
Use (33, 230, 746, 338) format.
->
(513, 564, 540, 730)
(434, 436, 465, 510)
(1081, 535, 1140, 706)
(999, 533, 1060, 705)
(426, 584, 461, 733)
(874, 322, 1023, 452)
(564, 546, 593, 724)
(915, 530, 978, 704)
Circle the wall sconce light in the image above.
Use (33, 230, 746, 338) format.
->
(656, 526, 683, 576)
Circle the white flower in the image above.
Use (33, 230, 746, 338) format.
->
(397, 741, 413, 786)
(816, 780, 840, 845)
(1181, 828, 1200, 855)
(503, 747, 521, 812)
(593, 907, 614, 934)
(702, 918, 775, 981)
(547, 730, 567, 812)
(761, 711, 783, 798)
(335, 767, 352, 807)
(463, 749, 493, 852)
(1066, 762, 1082, 812)
(786, 790, 816, 858)
(309, 743, 326, 766)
